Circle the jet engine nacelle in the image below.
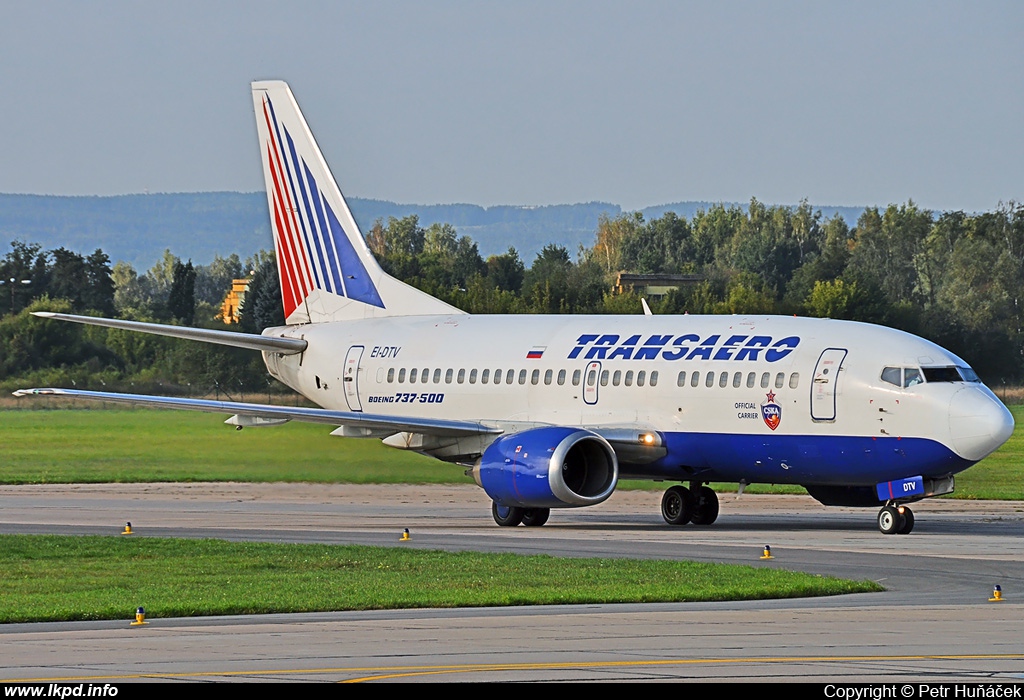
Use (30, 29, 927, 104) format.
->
(472, 427, 619, 508)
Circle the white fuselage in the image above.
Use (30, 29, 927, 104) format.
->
(263, 313, 1013, 487)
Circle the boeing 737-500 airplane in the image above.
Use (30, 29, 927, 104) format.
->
(16, 81, 1015, 534)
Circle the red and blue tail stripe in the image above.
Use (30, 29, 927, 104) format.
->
(260, 94, 384, 319)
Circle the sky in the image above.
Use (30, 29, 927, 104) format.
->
(1, 1, 1021, 213)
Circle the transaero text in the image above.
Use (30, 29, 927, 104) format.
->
(567, 334, 800, 362)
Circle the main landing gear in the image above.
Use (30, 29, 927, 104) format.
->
(877, 502, 915, 535)
(661, 483, 719, 526)
(491, 502, 551, 527)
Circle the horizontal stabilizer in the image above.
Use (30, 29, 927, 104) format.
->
(32, 312, 307, 354)
(13, 388, 503, 438)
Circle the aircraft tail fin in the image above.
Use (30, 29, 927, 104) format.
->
(251, 81, 463, 323)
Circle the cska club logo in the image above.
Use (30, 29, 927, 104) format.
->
(761, 390, 782, 431)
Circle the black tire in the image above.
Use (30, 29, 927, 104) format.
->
(521, 508, 550, 527)
(877, 505, 904, 535)
(492, 502, 524, 527)
(897, 507, 915, 534)
(661, 485, 693, 525)
(690, 486, 720, 525)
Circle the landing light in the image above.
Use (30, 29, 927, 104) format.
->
(639, 433, 656, 445)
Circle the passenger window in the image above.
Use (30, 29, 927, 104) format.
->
(432, 369, 440, 384)
(775, 372, 784, 389)
(531, 369, 540, 385)
(677, 371, 686, 387)
(572, 369, 581, 386)
(506, 369, 515, 384)
(445, 369, 453, 384)
(387, 368, 395, 383)
(613, 370, 622, 386)
(732, 372, 742, 388)
(558, 369, 567, 385)
(650, 370, 658, 387)
(705, 371, 715, 388)
(518, 369, 527, 385)
(690, 372, 700, 388)
(719, 371, 729, 388)
(422, 368, 429, 383)
(457, 368, 465, 384)
(398, 368, 406, 383)
(761, 372, 770, 388)
(587, 370, 597, 386)
(638, 370, 646, 387)
(481, 369, 490, 384)
(409, 368, 418, 383)
(600, 370, 609, 386)
(469, 368, 477, 384)
(746, 372, 755, 388)
(544, 369, 553, 385)
(625, 370, 634, 387)
(789, 372, 799, 389)
(493, 369, 501, 384)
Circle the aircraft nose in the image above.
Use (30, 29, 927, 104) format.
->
(948, 387, 1015, 462)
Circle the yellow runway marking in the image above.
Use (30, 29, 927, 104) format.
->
(9, 653, 1024, 683)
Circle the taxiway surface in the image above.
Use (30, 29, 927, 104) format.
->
(2, 484, 1023, 682)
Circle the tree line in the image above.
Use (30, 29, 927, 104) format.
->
(2, 198, 1023, 393)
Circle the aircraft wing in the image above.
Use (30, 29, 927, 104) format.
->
(29, 312, 307, 354)
(12, 388, 503, 438)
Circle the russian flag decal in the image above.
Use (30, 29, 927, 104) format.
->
(526, 347, 546, 359)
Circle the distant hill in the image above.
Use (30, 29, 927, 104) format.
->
(0, 192, 865, 269)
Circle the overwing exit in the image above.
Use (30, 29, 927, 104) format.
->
(16, 81, 1015, 534)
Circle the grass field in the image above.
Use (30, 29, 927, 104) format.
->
(1, 406, 1022, 499)
(0, 408, 450, 484)
(0, 535, 882, 623)
(1, 407, 983, 622)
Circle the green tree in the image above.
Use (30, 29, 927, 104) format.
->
(592, 212, 643, 274)
(168, 260, 197, 325)
(83, 250, 116, 316)
(486, 248, 525, 293)
(0, 297, 113, 378)
(195, 254, 243, 306)
(239, 255, 284, 333)
(523, 244, 572, 313)
(805, 279, 864, 319)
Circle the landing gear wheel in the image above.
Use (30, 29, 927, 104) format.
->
(690, 486, 720, 525)
(661, 485, 693, 525)
(897, 507, 915, 534)
(492, 502, 525, 527)
(877, 505, 904, 535)
(521, 508, 550, 527)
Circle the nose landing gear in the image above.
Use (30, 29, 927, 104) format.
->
(877, 502, 915, 534)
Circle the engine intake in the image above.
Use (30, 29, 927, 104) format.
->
(472, 427, 618, 508)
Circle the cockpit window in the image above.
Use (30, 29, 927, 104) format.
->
(881, 367, 902, 386)
(922, 366, 982, 383)
(957, 366, 980, 382)
(881, 366, 925, 388)
(923, 366, 961, 383)
(904, 368, 923, 387)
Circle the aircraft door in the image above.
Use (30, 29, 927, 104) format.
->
(811, 348, 847, 421)
(343, 345, 364, 412)
(583, 361, 601, 405)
